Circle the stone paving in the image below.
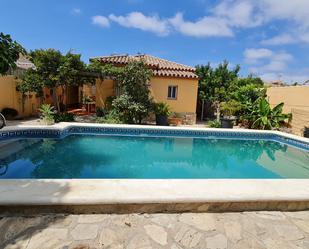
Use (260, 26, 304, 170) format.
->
(0, 211, 308, 249)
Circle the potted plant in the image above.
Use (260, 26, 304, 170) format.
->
(82, 95, 93, 112)
(220, 100, 242, 128)
(39, 104, 55, 125)
(153, 102, 171, 126)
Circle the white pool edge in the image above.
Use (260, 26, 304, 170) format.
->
(3, 122, 309, 144)
(0, 179, 309, 206)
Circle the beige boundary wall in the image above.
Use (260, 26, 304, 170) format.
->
(267, 86, 309, 113)
(291, 109, 309, 137)
(0, 75, 39, 117)
(267, 86, 309, 137)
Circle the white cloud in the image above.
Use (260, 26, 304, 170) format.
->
(91, 1, 309, 41)
(257, 0, 309, 28)
(108, 12, 169, 36)
(299, 33, 309, 43)
(71, 8, 81, 15)
(244, 48, 296, 82)
(261, 54, 292, 72)
(92, 15, 110, 28)
(261, 34, 296, 45)
(169, 13, 233, 38)
(259, 72, 309, 84)
(244, 48, 273, 64)
(213, 1, 262, 28)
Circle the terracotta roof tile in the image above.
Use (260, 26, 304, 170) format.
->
(91, 54, 198, 79)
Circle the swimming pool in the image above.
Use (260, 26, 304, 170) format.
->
(1, 124, 308, 179)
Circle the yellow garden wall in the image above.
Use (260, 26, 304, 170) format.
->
(267, 86, 309, 137)
(267, 86, 309, 112)
(0, 76, 39, 117)
(291, 109, 309, 137)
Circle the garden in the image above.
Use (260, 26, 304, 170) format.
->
(1, 32, 292, 131)
(196, 62, 292, 130)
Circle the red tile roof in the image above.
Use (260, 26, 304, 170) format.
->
(91, 54, 198, 79)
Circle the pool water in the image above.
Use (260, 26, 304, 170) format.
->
(0, 135, 308, 179)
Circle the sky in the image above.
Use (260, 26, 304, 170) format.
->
(1, 0, 309, 84)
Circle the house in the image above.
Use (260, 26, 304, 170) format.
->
(85, 54, 199, 124)
(1, 54, 199, 124)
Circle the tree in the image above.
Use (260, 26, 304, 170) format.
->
(17, 69, 45, 111)
(196, 61, 240, 120)
(195, 63, 213, 120)
(0, 32, 26, 75)
(87, 60, 123, 79)
(227, 76, 266, 119)
(18, 49, 90, 112)
(113, 60, 153, 123)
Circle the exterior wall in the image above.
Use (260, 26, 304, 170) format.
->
(95, 79, 115, 107)
(0, 76, 39, 117)
(150, 77, 198, 124)
(291, 109, 309, 137)
(94, 77, 198, 124)
(150, 77, 198, 114)
(267, 86, 309, 137)
(267, 86, 309, 112)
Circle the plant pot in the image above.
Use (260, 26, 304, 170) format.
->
(220, 117, 235, 129)
(168, 117, 183, 126)
(155, 114, 169, 126)
(304, 127, 309, 138)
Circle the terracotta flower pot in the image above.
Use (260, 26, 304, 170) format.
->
(168, 117, 183, 126)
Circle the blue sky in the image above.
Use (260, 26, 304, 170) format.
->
(1, 0, 309, 83)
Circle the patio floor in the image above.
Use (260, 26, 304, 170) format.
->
(1, 211, 308, 249)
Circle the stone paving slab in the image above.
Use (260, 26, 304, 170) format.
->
(0, 211, 308, 249)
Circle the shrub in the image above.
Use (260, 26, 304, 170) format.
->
(208, 120, 221, 128)
(82, 95, 93, 104)
(105, 96, 116, 110)
(220, 100, 242, 117)
(96, 107, 106, 117)
(54, 112, 75, 123)
(243, 97, 292, 130)
(153, 102, 171, 116)
(39, 104, 54, 123)
(1, 108, 18, 120)
(112, 94, 148, 124)
(96, 110, 123, 124)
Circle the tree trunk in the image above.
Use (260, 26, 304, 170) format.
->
(21, 94, 26, 113)
(215, 102, 220, 122)
(52, 87, 60, 112)
(200, 99, 205, 121)
(61, 85, 67, 112)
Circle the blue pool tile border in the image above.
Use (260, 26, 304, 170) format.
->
(1, 126, 309, 151)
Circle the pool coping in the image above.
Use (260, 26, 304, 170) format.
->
(0, 123, 309, 212)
